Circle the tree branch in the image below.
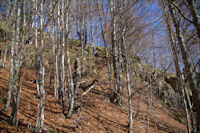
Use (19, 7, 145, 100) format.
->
(171, 2, 194, 24)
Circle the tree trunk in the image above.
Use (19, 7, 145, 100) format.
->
(52, 24, 59, 98)
(161, 0, 196, 130)
(80, 0, 86, 76)
(54, 55, 59, 98)
(196, 72, 200, 132)
(65, 0, 75, 118)
(168, 0, 200, 131)
(88, 0, 94, 74)
(54, 1, 60, 98)
(181, 72, 191, 133)
(10, 2, 21, 125)
(74, 57, 81, 96)
(1, 8, 9, 68)
(111, 0, 120, 103)
(60, 0, 66, 114)
(98, 0, 113, 90)
(0, 1, 10, 68)
(35, 0, 45, 131)
(160, 0, 181, 79)
(185, 0, 200, 41)
(4, 0, 17, 112)
(118, 43, 123, 94)
(34, 0, 40, 97)
(122, 28, 133, 133)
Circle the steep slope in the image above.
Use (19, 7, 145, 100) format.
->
(0, 18, 187, 132)
(0, 57, 187, 133)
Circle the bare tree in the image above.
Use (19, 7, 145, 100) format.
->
(98, 0, 113, 90)
(80, 0, 87, 75)
(65, 0, 75, 119)
(88, 0, 95, 74)
(10, 0, 21, 125)
(167, 0, 200, 132)
(185, 0, 200, 41)
(35, 0, 45, 131)
(122, 28, 133, 133)
(110, 0, 120, 103)
(160, 0, 193, 131)
(34, 0, 40, 97)
(4, 0, 17, 112)
(0, 0, 10, 68)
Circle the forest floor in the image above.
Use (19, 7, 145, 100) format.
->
(0, 56, 188, 133)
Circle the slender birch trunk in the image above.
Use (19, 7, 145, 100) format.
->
(19, 0, 26, 67)
(121, 25, 133, 132)
(35, 0, 45, 131)
(59, 0, 66, 114)
(98, 0, 113, 90)
(181, 73, 191, 133)
(65, 0, 75, 118)
(160, 0, 181, 78)
(48, 2, 53, 86)
(30, 0, 35, 45)
(161, 0, 196, 130)
(53, 23, 59, 98)
(152, 30, 157, 68)
(1, 5, 9, 68)
(118, 43, 123, 94)
(185, 0, 200, 41)
(54, 55, 59, 98)
(111, 0, 120, 102)
(80, 0, 86, 76)
(124, 34, 133, 133)
(57, 0, 63, 103)
(55, 0, 60, 98)
(34, 0, 40, 97)
(167, 0, 200, 131)
(88, 0, 94, 74)
(4, 0, 17, 112)
(10, 1, 21, 125)
(48, 49, 52, 85)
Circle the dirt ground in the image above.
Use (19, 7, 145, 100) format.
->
(0, 60, 187, 133)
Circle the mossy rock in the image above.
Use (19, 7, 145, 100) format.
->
(164, 74, 180, 91)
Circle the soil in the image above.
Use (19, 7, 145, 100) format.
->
(0, 59, 187, 133)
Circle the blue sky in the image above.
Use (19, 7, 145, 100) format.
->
(0, 0, 175, 72)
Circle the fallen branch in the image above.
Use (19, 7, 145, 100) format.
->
(81, 84, 95, 97)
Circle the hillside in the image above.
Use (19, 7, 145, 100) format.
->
(0, 41, 188, 133)
(1, 0, 200, 131)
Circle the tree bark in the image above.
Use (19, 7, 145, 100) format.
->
(123, 29, 133, 133)
(161, 0, 196, 130)
(181, 72, 192, 133)
(1, 4, 9, 68)
(80, 0, 86, 76)
(88, 0, 94, 74)
(160, 0, 181, 79)
(10, 1, 21, 125)
(65, 0, 75, 118)
(185, 0, 200, 41)
(34, 0, 40, 97)
(60, 0, 65, 114)
(98, 0, 113, 90)
(4, 0, 17, 112)
(168, 0, 200, 131)
(110, 0, 120, 103)
(35, 0, 45, 131)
